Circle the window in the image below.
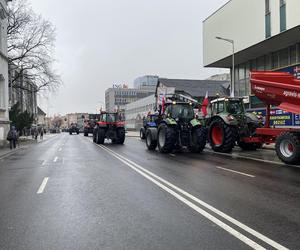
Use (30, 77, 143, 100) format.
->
(279, 48, 289, 67)
(280, 0, 286, 32)
(290, 45, 297, 64)
(265, 0, 271, 38)
(272, 52, 279, 69)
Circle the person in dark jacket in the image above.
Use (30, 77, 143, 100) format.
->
(7, 126, 18, 149)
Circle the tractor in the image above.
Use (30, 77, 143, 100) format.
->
(146, 94, 207, 153)
(93, 112, 125, 144)
(140, 113, 158, 139)
(69, 123, 79, 135)
(206, 97, 263, 153)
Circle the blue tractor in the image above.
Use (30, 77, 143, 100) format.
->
(140, 113, 159, 139)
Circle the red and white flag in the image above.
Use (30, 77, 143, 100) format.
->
(201, 91, 209, 117)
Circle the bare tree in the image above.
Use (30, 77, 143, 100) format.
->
(7, 0, 62, 93)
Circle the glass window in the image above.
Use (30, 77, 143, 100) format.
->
(297, 43, 300, 63)
(272, 52, 279, 69)
(265, 54, 272, 70)
(280, 0, 286, 32)
(238, 64, 245, 80)
(257, 56, 265, 70)
(265, 13, 271, 38)
(290, 45, 297, 64)
(218, 102, 224, 113)
(279, 48, 289, 67)
(265, 0, 270, 14)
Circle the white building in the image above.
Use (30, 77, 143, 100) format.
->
(0, 0, 11, 146)
(125, 95, 156, 130)
(203, 0, 300, 106)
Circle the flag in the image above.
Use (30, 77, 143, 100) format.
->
(201, 91, 209, 117)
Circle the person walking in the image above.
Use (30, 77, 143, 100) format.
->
(40, 128, 44, 140)
(7, 126, 18, 149)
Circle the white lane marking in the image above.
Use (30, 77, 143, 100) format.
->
(217, 166, 255, 178)
(169, 153, 176, 157)
(42, 160, 46, 166)
(97, 145, 265, 250)
(97, 144, 288, 250)
(205, 149, 296, 167)
(53, 157, 58, 162)
(37, 177, 49, 194)
(58, 148, 62, 152)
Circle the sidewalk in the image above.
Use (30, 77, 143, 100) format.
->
(0, 133, 57, 159)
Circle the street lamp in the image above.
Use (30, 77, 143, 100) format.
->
(216, 36, 235, 97)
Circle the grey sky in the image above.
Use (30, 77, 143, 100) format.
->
(30, 0, 228, 115)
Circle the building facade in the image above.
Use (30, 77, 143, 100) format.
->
(9, 66, 38, 117)
(125, 95, 156, 130)
(203, 0, 300, 104)
(105, 85, 155, 112)
(134, 75, 158, 90)
(0, 0, 11, 146)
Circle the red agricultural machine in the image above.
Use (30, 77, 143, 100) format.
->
(250, 71, 300, 164)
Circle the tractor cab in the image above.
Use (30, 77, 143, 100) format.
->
(98, 112, 124, 125)
(164, 102, 195, 122)
(210, 97, 245, 116)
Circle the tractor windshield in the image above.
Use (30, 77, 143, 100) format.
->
(168, 104, 194, 120)
(227, 100, 245, 114)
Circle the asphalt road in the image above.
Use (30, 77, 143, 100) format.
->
(0, 133, 299, 250)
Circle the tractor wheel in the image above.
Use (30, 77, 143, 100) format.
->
(157, 124, 176, 153)
(209, 118, 235, 153)
(116, 128, 125, 144)
(146, 129, 157, 150)
(238, 141, 262, 151)
(84, 132, 88, 137)
(93, 130, 97, 143)
(188, 127, 207, 153)
(275, 132, 300, 165)
(96, 128, 105, 144)
(69, 132, 72, 135)
(140, 128, 146, 139)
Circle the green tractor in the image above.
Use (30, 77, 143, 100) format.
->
(206, 97, 263, 153)
(146, 94, 207, 153)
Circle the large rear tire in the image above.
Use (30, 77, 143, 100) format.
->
(209, 118, 235, 153)
(146, 129, 157, 150)
(116, 128, 125, 144)
(157, 124, 176, 153)
(140, 128, 146, 139)
(188, 127, 207, 153)
(96, 128, 105, 144)
(275, 132, 300, 165)
(93, 130, 97, 142)
(84, 132, 88, 137)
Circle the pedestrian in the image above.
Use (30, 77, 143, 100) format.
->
(7, 126, 18, 149)
(40, 128, 44, 140)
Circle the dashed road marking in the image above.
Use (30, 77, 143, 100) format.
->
(58, 148, 62, 152)
(95, 143, 287, 250)
(42, 160, 46, 166)
(217, 166, 255, 178)
(37, 177, 49, 194)
(169, 153, 176, 157)
(53, 157, 58, 162)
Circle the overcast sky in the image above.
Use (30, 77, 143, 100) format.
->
(29, 0, 229, 115)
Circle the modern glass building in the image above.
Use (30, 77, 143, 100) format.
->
(203, 0, 300, 107)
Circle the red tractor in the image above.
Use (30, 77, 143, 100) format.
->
(93, 112, 125, 145)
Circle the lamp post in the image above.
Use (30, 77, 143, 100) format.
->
(216, 36, 235, 97)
